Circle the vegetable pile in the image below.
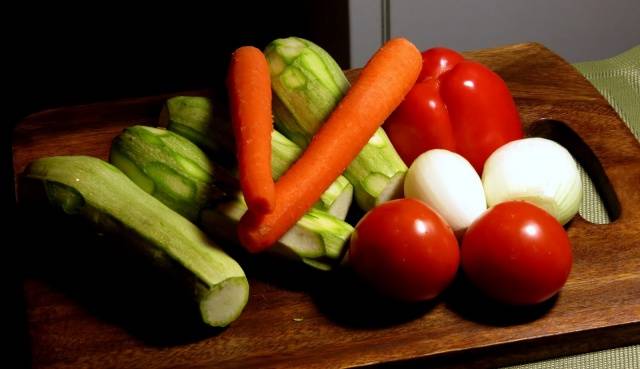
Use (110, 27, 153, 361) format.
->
(23, 37, 584, 328)
(237, 37, 422, 252)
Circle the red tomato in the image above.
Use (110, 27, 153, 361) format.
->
(349, 199, 460, 301)
(461, 201, 572, 305)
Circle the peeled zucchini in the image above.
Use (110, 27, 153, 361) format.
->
(110, 125, 221, 222)
(200, 195, 353, 271)
(161, 96, 353, 219)
(110, 126, 353, 270)
(264, 37, 408, 210)
(160, 96, 235, 160)
(23, 155, 249, 327)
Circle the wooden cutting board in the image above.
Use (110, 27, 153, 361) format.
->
(12, 43, 640, 369)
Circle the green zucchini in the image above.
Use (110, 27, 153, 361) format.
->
(160, 96, 235, 160)
(200, 194, 353, 271)
(264, 36, 408, 210)
(270, 130, 352, 218)
(23, 155, 249, 327)
(161, 95, 353, 219)
(110, 125, 223, 222)
(110, 126, 353, 270)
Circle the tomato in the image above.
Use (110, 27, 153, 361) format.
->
(461, 201, 572, 305)
(349, 198, 459, 301)
(383, 47, 523, 171)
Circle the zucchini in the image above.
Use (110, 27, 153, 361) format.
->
(110, 125, 223, 222)
(23, 156, 249, 327)
(200, 195, 354, 271)
(264, 37, 408, 210)
(161, 96, 353, 219)
(160, 96, 235, 160)
(111, 126, 353, 270)
(270, 130, 352, 218)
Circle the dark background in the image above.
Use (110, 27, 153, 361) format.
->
(4, 3, 349, 367)
(6, 3, 349, 117)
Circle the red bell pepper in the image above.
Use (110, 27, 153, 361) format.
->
(384, 47, 523, 173)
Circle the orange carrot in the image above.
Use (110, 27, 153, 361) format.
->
(238, 38, 422, 252)
(227, 46, 275, 214)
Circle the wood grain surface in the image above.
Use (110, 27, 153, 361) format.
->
(12, 43, 640, 368)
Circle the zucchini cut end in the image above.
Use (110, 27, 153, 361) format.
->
(327, 183, 353, 220)
(375, 171, 406, 206)
(200, 276, 250, 327)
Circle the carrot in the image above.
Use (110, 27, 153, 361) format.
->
(227, 46, 275, 214)
(238, 38, 422, 252)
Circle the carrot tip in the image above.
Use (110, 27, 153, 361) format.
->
(245, 196, 275, 215)
(237, 210, 274, 253)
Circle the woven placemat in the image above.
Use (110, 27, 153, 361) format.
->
(503, 345, 639, 369)
(576, 45, 640, 225)
(501, 45, 640, 369)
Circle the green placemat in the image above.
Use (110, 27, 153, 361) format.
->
(501, 45, 640, 369)
(575, 45, 640, 139)
(575, 45, 640, 225)
(503, 345, 639, 369)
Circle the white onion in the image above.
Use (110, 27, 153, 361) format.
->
(482, 137, 582, 225)
(404, 149, 487, 235)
